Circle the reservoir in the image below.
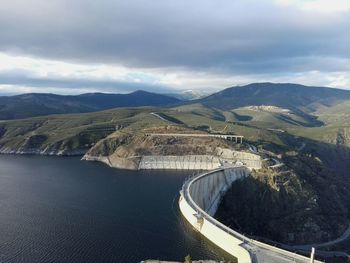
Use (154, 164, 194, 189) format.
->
(0, 155, 231, 263)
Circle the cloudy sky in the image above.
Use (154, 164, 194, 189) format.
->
(0, 0, 349, 95)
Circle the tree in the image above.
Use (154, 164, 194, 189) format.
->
(184, 254, 192, 263)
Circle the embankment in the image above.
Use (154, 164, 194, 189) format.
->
(0, 147, 86, 156)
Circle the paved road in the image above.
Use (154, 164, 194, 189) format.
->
(147, 132, 243, 139)
(293, 224, 350, 249)
(242, 241, 317, 263)
(297, 142, 306, 151)
(246, 143, 258, 153)
(150, 112, 173, 123)
(267, 158, 284, 168)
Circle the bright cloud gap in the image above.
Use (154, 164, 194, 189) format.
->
(0, 0, 349, 94)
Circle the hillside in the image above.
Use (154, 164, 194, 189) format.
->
(216, 155, 350, 245)
(1, 83, 350, 258)
(197, 83, 350, 113)
(0, 89, 349, 260)
(1, 82, 349, 123)
(83, 126, 246, 169)
(0, 107, 164, 155)
(0, 90, 180, 120)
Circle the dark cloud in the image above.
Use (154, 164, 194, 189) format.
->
(0, 70, 173, 94)
(0, 0, 349, 75)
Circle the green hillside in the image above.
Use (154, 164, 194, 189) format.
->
(0, 107, 164, 154)
(1, 83, 350, 259)
(197, 83, 350, 112)
(0, 91, 180, 120)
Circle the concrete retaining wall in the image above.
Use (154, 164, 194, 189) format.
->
(139, 155, 221, 170)
(138, 151, 262, 170)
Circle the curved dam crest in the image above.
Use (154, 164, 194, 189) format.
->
(179, 166, 323, 263)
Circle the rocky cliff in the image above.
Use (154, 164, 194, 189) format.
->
(82, 126, 252, 170)
(215, 153, 350, 245)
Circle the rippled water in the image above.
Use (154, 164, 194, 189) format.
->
(0, 155, 232, 263)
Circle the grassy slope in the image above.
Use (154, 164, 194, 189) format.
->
(196, 83, 350, 112)
(167, 102, 350, 248)
(0, 107, 164, 154)
(0, 96, 350, 252)
(0, 91, 181, 120)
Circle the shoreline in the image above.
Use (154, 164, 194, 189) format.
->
(0, 152, 85, 157)
(1, 151, 349, 257)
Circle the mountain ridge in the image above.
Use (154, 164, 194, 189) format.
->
(0, 90, 180, 120)
(196, 82, 350, 112)
(2, 82, 350, 120)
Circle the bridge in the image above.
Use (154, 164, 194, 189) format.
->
(145, 133, 244, 143)
(179, 167, 323, 263)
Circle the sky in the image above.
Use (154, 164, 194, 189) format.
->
(0, 0, 349, 95)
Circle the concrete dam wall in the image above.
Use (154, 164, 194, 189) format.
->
(179, 167, 252, 263)
(138, 150, 262, 170)
(179, 167, 322, 263)
(189, 167, 249, 216)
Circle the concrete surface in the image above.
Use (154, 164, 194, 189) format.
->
(179, 167, 323, 263)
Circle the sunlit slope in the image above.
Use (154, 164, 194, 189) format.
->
(0, 107, 164, 154)
(196, 83, 350, 112)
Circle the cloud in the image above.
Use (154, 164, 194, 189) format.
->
(275, 0, 350, 13)
(0, 0, 349, 93)
(0, 69, 174, 94)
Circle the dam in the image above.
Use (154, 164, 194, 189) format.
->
(138, 150, 261, 170)
(179, 166, 323, 263)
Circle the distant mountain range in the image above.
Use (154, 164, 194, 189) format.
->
(0, 90, 180, 120)
(1, 82, 350, 120)
(165, 90, 209, 100)
(196, 82, 350, 112)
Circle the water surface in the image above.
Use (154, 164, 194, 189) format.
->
(0, 155, 232, 263)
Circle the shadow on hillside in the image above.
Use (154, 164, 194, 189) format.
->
(216, 131, 350, 260)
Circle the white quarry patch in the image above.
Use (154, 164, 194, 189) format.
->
(243, 105, 291, 113)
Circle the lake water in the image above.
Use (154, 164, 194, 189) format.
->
(0, 155, 232, 263)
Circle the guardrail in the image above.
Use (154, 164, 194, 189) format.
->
(180, 166, 323, 263)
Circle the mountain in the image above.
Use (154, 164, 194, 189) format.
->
(165, 90, 210, 101)
(196, 82, 350, 112)
(0, 90, 180, 120)
(2, 82, 348, 121)
(1, 82, 350, 255)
